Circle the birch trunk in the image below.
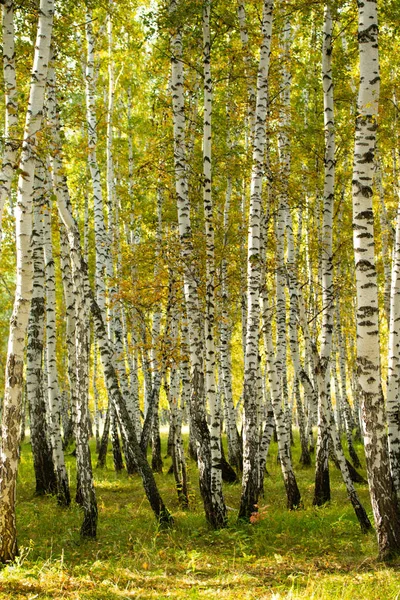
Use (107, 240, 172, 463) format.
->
(237, 0, 256, 136)
(47, 62, 98, 535)
(85, 11, 107, 317)
(275, 18, 291, 429)
(26, 186, 56, 496)
(110, 402, 124, 472)
(166, 272, 189, 507)
(202, 0, 225, 515)
(262, 293, 301, 509)
(0, 0, 54, 563)
(387, 198, 400, 496)
(376, 161, 392, 323)
(97, 406, 110, 468)
(0, 0, 19, 242)
(335, 302, 361, 468)
(238, 0, 274, 521)
(74, 261, 98, 537)
(352, 0, 400, 557)
(114, 307, 137, 474)
(42, 163, 71, 507)
(169, 0, 226, 528)
(54, 170, 172, 526)
(150, 190, 164, 473)
(59, 224, 76, 449)
(220, 178, 242, 469)
(314, 4, 335, 506)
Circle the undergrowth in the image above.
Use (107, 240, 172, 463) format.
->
(1, 434, 399, 599)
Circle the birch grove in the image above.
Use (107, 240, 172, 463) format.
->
(1, 0, 400, 565)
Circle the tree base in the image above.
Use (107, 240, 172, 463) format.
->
(80, 506, 98, 538)
(313, 464, 330, 506)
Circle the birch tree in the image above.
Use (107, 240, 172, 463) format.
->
(42, 161, 71, 507)
(313, 3, 335, 506)
(26, 176, 56, 497)
(0, 0, 54, 563)
(202, 0, 225, 519)
(352, 0, 400, 557)
(47, 60, 98, 536)
(387, 199, 400, 497)
(0, 0, 19, 242)
(239, 0, 274, 521)
(169, 0, 226, 528)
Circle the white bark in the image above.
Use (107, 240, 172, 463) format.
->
(169, 0, 226, 528)
(47, 63, 97, 535)
(202, 0, 224, 513)
(220, 177, 242, 469)
(0, 0, 19, 242)
(59, 222, 77, 448)
(26, 184, 56, 496)
(85, 11, 107, 316)
(42, 161, 71, 507)
(352, 0, 400, 557)
(314, 3, 335, 506)
(387, 197, 400, 495)
(0, 0, 54, 563)
(239, 0, 274, 521)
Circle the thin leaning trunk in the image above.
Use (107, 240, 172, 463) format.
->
(73, 241, 98, 536)
(376, 160, 392, 324)
(85, 10, 108, 317)
(237, 0, 256, 136)
(165, 272, 189, 507)
(97, 406, 110, 468)
(335, 302, 361, 468)
(53, 156, 172, 526)
(275, 18, 291, 440)
(47, 62, 98, 536)
(150, 190, 164, 473)
(110, 402, 124, 472)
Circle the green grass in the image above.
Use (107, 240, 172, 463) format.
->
(1, 435, 400, 599)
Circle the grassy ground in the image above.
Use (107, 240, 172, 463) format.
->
(1, 435, 399, 599)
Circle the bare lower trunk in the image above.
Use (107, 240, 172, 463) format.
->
(26, 195, 56, 496)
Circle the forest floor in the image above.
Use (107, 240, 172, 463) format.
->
(0, 434, 399, 599)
